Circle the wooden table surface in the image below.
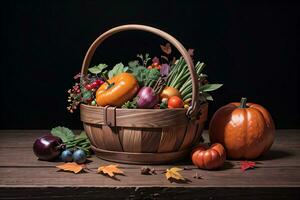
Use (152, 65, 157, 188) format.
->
(0, 130, 299, 200)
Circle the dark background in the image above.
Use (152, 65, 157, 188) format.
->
(0, 0, 299, 129)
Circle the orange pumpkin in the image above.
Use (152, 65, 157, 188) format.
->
(96, 73, 139, 107)
(209, 98, 275, 159)
(191, 143, 226, 170)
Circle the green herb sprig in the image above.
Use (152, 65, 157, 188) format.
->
(51, 126, 91, 156)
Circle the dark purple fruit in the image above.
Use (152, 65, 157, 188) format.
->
(33, 135, 65, 161)
(60, 149, 73, 162)
(72, 149, 86, 164)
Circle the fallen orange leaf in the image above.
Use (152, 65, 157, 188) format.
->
(56, 162, 86, 174)
(97, 164, 124, 177)
(165, 167, 185, 181)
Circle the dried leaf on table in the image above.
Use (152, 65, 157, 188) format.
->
(56, 162, 86, 174)
(97, 164, 124, 177)
(165, 167, 185, 182)
(141, 166, 156, 175)
(240, 161, 256, 171)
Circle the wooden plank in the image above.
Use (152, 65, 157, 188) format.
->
(0, 129, 299, 199)
(0, 146, 299, 168)
(0, 166, 299, 187)
(0, 130, 299, 187)
(0, 187, 299, 200)
(0, 130, 299, 167)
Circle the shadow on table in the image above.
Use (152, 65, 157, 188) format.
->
(257, 149, 293, 161)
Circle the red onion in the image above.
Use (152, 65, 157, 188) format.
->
(33, 135, 65, 161)
(136, 87, 159, 108)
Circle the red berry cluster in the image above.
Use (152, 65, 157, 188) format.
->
(85, 79, 104, 91)
(67, 73, 104, 113)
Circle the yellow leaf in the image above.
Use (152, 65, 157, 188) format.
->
(97, 164, 124, 177)
(56, 162, 85, 174)
(165, 167, 185, 181)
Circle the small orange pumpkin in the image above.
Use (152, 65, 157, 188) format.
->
(96, 73, 139, 107)
(191, 143, 226, 170)
(209, 98, 275, 159)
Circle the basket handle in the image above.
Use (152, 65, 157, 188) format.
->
(81, 24, 201, 119)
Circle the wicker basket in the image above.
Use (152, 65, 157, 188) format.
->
(80, 24, 208, 164)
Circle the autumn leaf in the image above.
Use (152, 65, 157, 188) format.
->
(160, 43, 172, 55)
(240, 161, 256, 171)
(97, 164, 124, 177)
(165, 167, 185, 181)
(187, 49, 194, 57)
(56, 162, 86, 174)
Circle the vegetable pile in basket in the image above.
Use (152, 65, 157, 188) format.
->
(67, 43, 222, 113)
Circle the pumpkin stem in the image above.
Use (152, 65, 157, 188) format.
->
(106, 82, 115, 90)
(102, 77, 115, 90)
(102, 77, 111, 86)
(239, 97, 248, 108)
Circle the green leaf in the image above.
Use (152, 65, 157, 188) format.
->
(108, 63, 126, 79)
(108, 70, 114, 79)
(128, 60, 139, 68)
(160, 101, 168, 109)
(76, 131, 88, 139)
(82, 90, 92, 100)
(115, 63, 125, 74)
(51, 126, 75, 142)
(88, 64, 108, 74)
(200, 84, 223, 92)
(129, 66, 147, 85)
(102, 70, 108, 79)
(122, 97, 138, 109)
(202, 92, 214, 101)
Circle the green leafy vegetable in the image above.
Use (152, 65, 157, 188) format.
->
(129, 66, 160, 87)
(122, 97, 138, 109)
(145, 68, 160, 87)
(51, 126, 75, 142)
(168, 57, 222, 102)
(137, 53, 151, 67)
(88, 64, 108, 74)
(128, 60, 139, 68)
(108, 63, 128, 79)
(51, 127, 91, 155)
(129, 65, 147, 85)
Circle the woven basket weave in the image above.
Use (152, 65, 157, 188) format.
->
(80, 24, 208, 164)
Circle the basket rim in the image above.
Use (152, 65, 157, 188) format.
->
(80, 103, 208, 128)
(81, 103, 190, 111)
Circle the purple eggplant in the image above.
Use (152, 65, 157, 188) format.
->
(33, 135, 65, 161)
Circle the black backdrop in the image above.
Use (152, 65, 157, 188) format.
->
(0, 0, 299, 129)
